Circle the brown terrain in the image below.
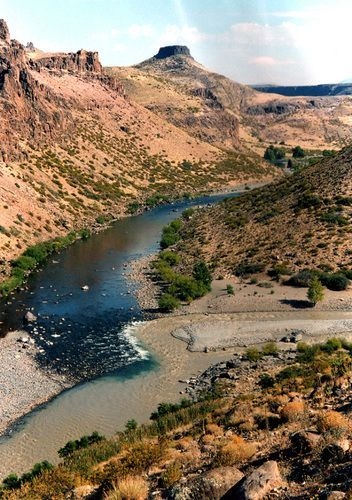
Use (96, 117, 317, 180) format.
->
(0, 24, 279, 277)
(2, 22, 352, 500)
(109, 45, 352, 155)
(173, 145, 352, 277)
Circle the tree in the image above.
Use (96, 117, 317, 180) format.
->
(292, 145, 305, 158)
(264, 145, 286, 162)
(193, 261, 212, 290)
(307, 276, 324, 306)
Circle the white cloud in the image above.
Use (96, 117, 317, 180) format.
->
(157, 24, 206, 46)
(250, 56, 276, 66)
(127, 24, 154, 39)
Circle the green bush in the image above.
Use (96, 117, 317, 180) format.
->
(160, 219, 183, 249)
(245, 347, 263, 362)
(226, 284, 234, 295)
(159, 250, 180, 266)
(262, 341, 278, 356)
(321, 212, 349, 226)
(320, 273, 350, 291)
(58, 431, 105, 458)
(292, 145, 305, 158)
(168, 275, 207, 302)
(307, 276, 324, 306)
(158, 293, 180, 312)
(286, 269, 315, 287)
(193, 261, 212, 290)
(235, 262, 265, 277)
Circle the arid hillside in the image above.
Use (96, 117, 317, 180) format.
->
(109, 45, 352, 155)
(173, 146, 352, 277)
(0, 24, 277, 274)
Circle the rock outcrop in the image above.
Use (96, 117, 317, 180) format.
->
(29, 49, 103, 74)
(223, 461, 283, 500)
(0, 19, 124, 161)
(154, 45, 192, 59)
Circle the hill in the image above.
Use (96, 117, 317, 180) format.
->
(0, 24, 277, 278)
(171, 146, 352, 277)
(109, 46, 352, 155)
(252, 82, 352, 97)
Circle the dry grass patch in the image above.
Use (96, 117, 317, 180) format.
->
(215, 435, 257, 466)
(316, 410, 351, 435)
(280, 400, 306, 422)
(106, 476, 148, 500)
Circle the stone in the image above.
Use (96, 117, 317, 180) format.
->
(170, 466, 244, 500)
(24, 311, 37, 322)
(290, 430, 321, 453)
(222, 461, 282, 500)
(326, 492, 346, 500)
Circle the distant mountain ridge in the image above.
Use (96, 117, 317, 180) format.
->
(252, 82, 352, 97)
(109, 46, 352, 153)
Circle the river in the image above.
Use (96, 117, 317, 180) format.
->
(0, 192, 238, 477)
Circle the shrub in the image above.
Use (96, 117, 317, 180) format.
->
(292, 145, 305, 158)
(316, 410, 350, 435)
(159, 250, 180, 266)
(168, 275, 207, 302)
(58, 431, 105, 458)
(280, 401, 305, 422)
(259, 373, 275, 389)
(107, 476, 148, 500)
(226, 284, 234, 295)
(158, 293, 180, 312)
(286, 269, 315, 287)
(321, 337, 342, 353)
(264, 145, 286, 162)
(160, 219, 182, 249)
(193, 261, 212, 290)
(245, 347, 262, 362)
(307, 276, 324, 306)
(161, 462, 183, 488)
(216, 435, 256, 466)
(235, 262, 265, 277)
(268, 263, 292, 278)
(262, 341, 278, 356)
(321, 273, 350, 291)
(321, 212, 349, 226)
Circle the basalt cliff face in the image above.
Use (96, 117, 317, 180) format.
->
(0, 20, 72, 162)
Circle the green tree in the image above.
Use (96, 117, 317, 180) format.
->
(264, 145, 286, 162)
(158, 293, 180, 312)
(292, 145, 305, 158)
(193, 261, 212, 290)
(307, 276, 324, 306)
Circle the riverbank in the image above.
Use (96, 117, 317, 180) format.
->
(129, 257, 352, 351)
(0, 331, 72, 437)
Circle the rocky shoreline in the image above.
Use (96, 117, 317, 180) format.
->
(0, 330, 73, 437)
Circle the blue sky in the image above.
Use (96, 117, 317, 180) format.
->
(1, 0, 351, 85)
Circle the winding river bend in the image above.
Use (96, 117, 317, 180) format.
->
(0, 192, 237, 477)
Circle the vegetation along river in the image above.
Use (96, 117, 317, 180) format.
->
(0, 192, 238, 477)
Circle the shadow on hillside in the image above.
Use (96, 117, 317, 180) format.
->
(280, 299, 312, 309)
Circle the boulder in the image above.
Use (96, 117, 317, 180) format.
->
(290, 430, 321, 453)
(170, 466, 244, 500)
(222, 461, 282, 500)
(24, 311, 37, 322)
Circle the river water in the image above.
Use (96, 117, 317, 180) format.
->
(0, 192, 237, 477)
